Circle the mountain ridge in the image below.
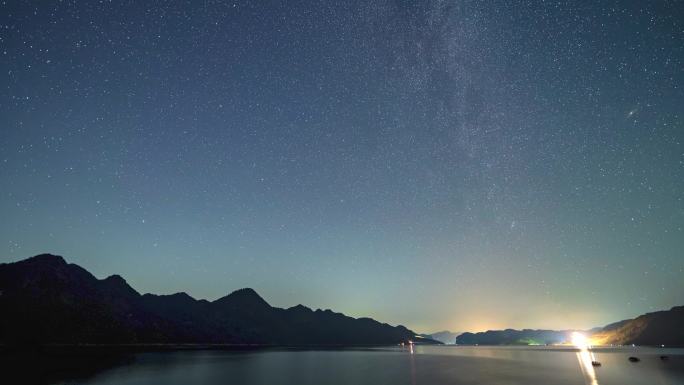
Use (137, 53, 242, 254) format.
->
(0, 254, 440, 346)
(422, 330, 460, 344)
(456, 328, 578, 345)
(455, 306, 684, 346)
(590, 305, 684, 346)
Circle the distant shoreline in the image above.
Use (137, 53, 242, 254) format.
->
(0, 343, 414, 353)
(2, 343, 682, 353)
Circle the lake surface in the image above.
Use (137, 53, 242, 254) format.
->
(29, 345, 684, 384)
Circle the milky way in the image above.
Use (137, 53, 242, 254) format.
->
(1, 1, 683, 332)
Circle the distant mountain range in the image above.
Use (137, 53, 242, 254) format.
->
(423, 330, 460, 344)
(0, 254, 440, 346)
(455, 306, 684, 346)
(456, 329, 575, 345)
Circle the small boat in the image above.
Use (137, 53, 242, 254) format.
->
(591, 361, 601, 367)
(628, 357, 640, 362)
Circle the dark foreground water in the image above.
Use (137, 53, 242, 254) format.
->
(11, 345, 684, 385)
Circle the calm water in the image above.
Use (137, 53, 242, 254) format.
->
(39, 346, 684, 385)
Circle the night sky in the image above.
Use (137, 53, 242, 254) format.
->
(1, 1, 683, 333)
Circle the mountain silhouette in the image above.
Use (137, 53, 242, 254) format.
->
(590, 306, 684, 346)
(424, 330, 460, 344)
(455, 306, 684, 346)
(455, 329, 575, 345)
(0, 254, 436, 346)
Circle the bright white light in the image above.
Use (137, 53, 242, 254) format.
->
(572, 332, 588, 349)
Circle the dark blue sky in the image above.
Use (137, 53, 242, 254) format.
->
(1, 0, 683, 332)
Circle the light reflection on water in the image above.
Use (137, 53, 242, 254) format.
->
(36, 345, 684, 385)
(576, 346, 599, 385)
(572, 331, 599, 385)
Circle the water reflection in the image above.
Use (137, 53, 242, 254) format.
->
(7, 345, 684, 385)
(572, 332, 599, 385)
(0, 347, 133, 385)
(576, 346, 599, 385)
(408, 346, 416, 385)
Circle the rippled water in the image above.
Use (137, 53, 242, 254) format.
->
(41, 345, 684, 385)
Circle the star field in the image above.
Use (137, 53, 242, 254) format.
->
(1, 0, 683, 332)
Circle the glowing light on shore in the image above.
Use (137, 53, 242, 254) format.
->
(572, 332, 589, 350)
